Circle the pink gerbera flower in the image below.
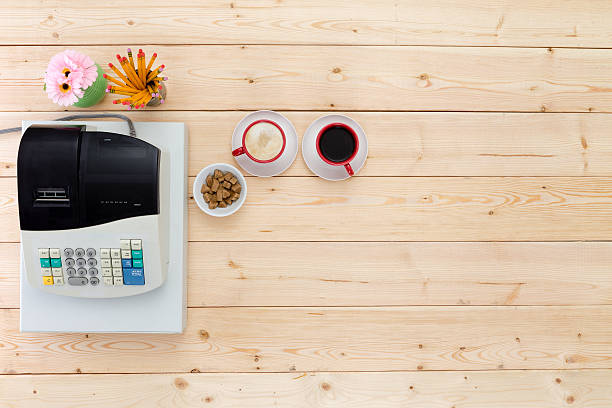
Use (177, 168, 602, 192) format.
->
(45, 75, 83, 107)
(63, 49, 97, 87)
(44, 50, 97, 106)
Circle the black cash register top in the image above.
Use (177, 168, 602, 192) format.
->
(17, 126, 160, 231)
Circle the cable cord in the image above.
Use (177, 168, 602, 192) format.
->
(0, 113, 136, 138)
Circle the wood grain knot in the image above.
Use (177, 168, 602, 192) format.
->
(174, 377, 189, 390)
(204, 396, 214, 403)
(566, 395, 575, 404)
(555, 378, 562, 384)
(321, 382, 331, 391)
(199, 330, 210, 340)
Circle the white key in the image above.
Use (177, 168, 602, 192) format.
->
(51, 268, 63, 277)
(101, 268, 113, 277)
(100, 248, 111, 259)
(130, 239, 142, 250)
(38, 248, 50, 258)
(112, 268, 123, 277)
(41, 267, 52, 276)
(111, 259, 122, 268)
(101, 259, 111, 268)
(114, 277, 123, 285)
(54, 276, 64, 285)
(110, 248, 121, 259)
(120, 239, 131, 250)
(121, 250, 131, 259)
(49, 248, 61, 258)
(103, 276, 113, 286)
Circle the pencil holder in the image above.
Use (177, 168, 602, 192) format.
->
(73, 64, 107, 108)
(146, 82, 167, 107)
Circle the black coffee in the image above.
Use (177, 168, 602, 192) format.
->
(318, 126, 356, 163)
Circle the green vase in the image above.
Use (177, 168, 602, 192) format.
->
(73, 64, 107, 108)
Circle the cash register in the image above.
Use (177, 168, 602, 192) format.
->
(18, 120, 187, 333)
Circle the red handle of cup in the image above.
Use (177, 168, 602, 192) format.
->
(344, 163, 354, 176)
(232, 146, 245, 156)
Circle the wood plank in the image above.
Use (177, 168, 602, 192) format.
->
(1, 306, 611, 373)
(1, 0, 611, 47)
(2, 177, 612, 242)
(0, 370, 609, 407)
(3, 46, 612, 112)
(2, 111, 612, 178)
(4, 241, 612, 308)
(188, 242, 612, 307)
(188, 176, 612, 241)
(5, 242, 612, 308)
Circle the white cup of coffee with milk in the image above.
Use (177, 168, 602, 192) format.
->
(232, 119, 286, 164)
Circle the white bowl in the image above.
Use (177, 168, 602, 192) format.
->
(193, 163, 247, 217)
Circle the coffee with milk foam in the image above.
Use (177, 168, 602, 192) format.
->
(245, 122, 283, 161)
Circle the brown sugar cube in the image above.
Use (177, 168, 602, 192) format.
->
(208, 200, 218, 210)
(222, 189, 230, 199)
(217, 188, 224, 202)
(222, 181, 231, 189)
(203, 193, 211, 203)
(224, 172, 233, 182)
(231, 183, 241, 193)
(218, 201, 227, 208)
(224, 198, 233, 206)
(201, 184, 211, 194)
(230, 192, 239, 201)
(229, 177, 238, 185)
(214, 169, 223, 179)
(211, 178, 220, 192)
(206, 175, 213, 187)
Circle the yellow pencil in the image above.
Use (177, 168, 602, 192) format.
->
(107, 63, 136, 88)
(132, 91, 149, 105)
(127, 48, 135, 70)
(145, 52, 157, 73)
(108, 85, 140, 93)
(131, 89, 149, 101)
(147, 65, 165, 82)
(138, 50, 146, 85)
(121, 57, 144, 88)
(102, 73, 125, 87)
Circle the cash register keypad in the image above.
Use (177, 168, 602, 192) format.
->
(38, 240, 144, 287)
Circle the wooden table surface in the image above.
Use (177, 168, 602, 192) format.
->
(1, 1, 612, 406)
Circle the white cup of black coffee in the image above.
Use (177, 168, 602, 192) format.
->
(315, 123, 359, 176)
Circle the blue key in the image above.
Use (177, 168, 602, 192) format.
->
(132, 258, 143, 268)
(121, 259, 132, 268)
(40, 258, 51, 268)
(131, 250, 143, 259)
(123, 268, 145, 285)
(50, 258, 62, 268)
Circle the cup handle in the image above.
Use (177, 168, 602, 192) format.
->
(232, 146, 245, 156)
(344, 163, 354, 176)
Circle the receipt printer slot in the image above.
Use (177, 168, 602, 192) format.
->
(34, 188, 69, 206)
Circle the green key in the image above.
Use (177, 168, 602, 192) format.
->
(132, 258, 143, 268)
(40, 258, 51, 268)
(50, 258, 62, 268)
(131, 250, 143, 259)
